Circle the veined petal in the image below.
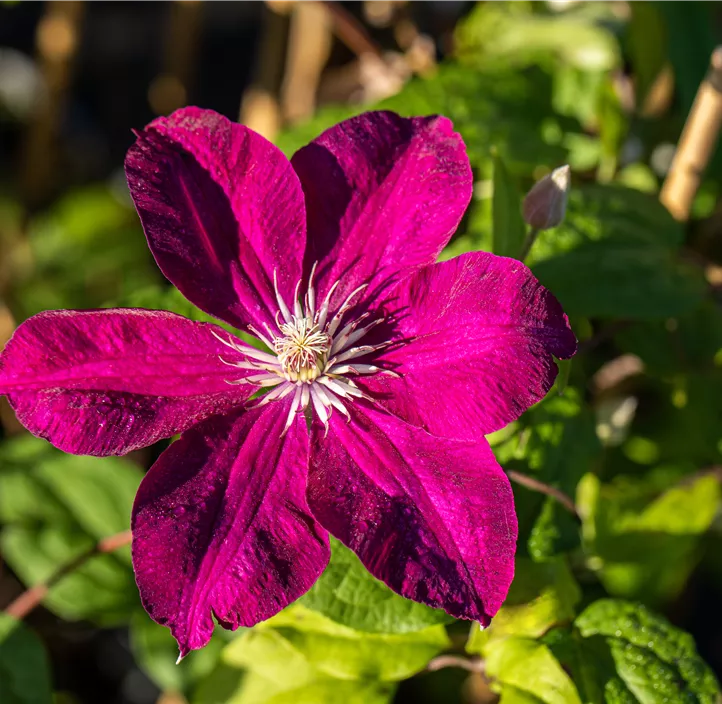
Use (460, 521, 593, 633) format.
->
(361, 251, 577, 440)
(132, 402, 329, 657)
(291, 110, 472, 309)
(125, 107, 306, 331)
(307, 404, 517, 625)
(0, 309, 257, 456)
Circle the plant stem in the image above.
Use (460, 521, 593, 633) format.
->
(519, 227, 540, 262)
(426, 654, 486, 674)
(322, 1, 383, 58)
(506, 470, 579, 520)
(3, 530, 132, 621)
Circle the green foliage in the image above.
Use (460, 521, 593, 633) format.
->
(301, 537, 452, 633)
(485, 637, 582, 704)
(492, 152, 527, 258)
(6, 186, 158, 319)
(0, 615, 53, 704)
(576, 600, 721, 703)
(578, 473, 720, 605)
(492, 388, 599, 561)
(528, 186, 706, 319)
(1, 1, 721, 702)
(456, 2, 621, 74)
(131, 612, 227, 695)
(195, 605, 448, 704)
(0, 435, 141, 624)
(468, 557, 581, 652)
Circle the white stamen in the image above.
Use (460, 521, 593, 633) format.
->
(218, 356, 280, 374)
(258, 382, 294, 406)
(247, 325, 275, 351)
(316, 280, 340, 330)
(327, 363, 380, 376)
(334, 318, 384, 354)
(211, 330, 280, 366)
(273, 270, 292, 324)
(310, 385, 330, 429)
(317, 375, 365, 399)
(213, 262, 395, 425)
(307, 262, 318, 316)
(330, 313, 371, 355)
(229, 373, 283, 387)
(282, 385, 303, 436)
(314, 382, 350, 420)
(333, 342, 389, 365)
(293, 279, 303, 320)
(326, 285, 368, 338)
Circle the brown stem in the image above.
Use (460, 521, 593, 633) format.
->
(322, 1, 383, 58)
(427, 654, 486, 675)
(660, 47, 722, 221)
(506, 470, 579, 520)
(4, 530, 132, 621)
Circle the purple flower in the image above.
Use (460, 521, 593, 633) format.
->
(0, 108, 576, 656)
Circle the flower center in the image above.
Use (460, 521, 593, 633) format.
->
(210, 263, 395, 434)
(273, 316, 330, 382)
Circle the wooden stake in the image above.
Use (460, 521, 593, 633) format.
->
(660, 47, 722, 221)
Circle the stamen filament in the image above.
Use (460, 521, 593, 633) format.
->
(316, 280, 340, 330)
(273, 271, 292, 324)
(282, 385, 303, 436)
(214, 261, 393, 425)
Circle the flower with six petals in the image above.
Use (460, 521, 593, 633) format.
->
(0, 107, 576, 657)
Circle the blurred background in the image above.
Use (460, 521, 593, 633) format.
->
(2, 2, 722, 704)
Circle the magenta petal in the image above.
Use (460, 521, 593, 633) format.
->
(0, 309, 255, 456)
(307, 404, 517, 626)
(125, 107, 306, 330)
(291, 110, 472, 307)
(132, 402, 329, 656)
(361, 251, 577, 440)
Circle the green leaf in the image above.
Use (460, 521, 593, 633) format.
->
(210, 606, 429, 704)
(14, 185, 158, 318)
(615, 302, 722, 376)
(656, 3, 717, 115)
(576, 600, 721, 703)
(492, 388, 597, 561)
(533, 241, 705, 319)
(0, 614, 53, 704)
(627, 4, 668, 109)
(276, 61, 570, 178)
(492, 152, 526, 258)
(0, 435, 141, 624)
(455, 3, 620, 73)
(578, 473, 720, 604)
(223, 669, 394, 704)
(301, 537, 452, 633)
(467, 557, 580, 652)
(485, 637, 582, 704)
(226, 606, 449, 683)
(528, 497, 580, 562)
(542, 628, 635, 704)
(554, 359, 572, 396)
(525, 185, 706, 319)
(131, 611, 225, 695)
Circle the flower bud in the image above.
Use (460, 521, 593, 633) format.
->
(522, 165, 570, 230)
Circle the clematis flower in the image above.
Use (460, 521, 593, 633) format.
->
(0, 108, 576, 656)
